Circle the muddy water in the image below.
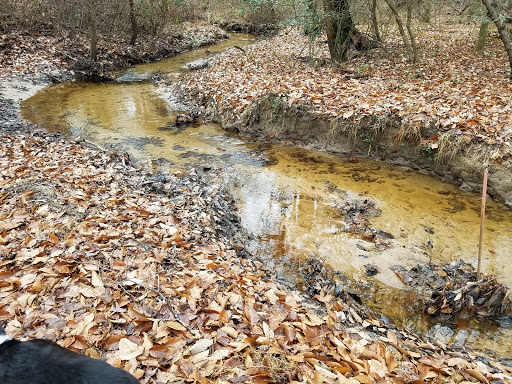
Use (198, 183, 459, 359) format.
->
(21, 35, 512, 356)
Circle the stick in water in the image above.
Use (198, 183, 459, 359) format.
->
(477, 168, 488, 280)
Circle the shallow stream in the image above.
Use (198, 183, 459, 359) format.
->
(20, 34, 512, 357)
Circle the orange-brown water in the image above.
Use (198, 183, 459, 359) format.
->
(21, 34, 512, 357)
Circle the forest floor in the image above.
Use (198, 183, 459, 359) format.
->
(177, 24, 512, 206)
(0, 24, 229, 80)
(1, 25, 512, 383)
(181, 25, 512, 163)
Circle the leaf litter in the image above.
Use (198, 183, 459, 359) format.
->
(394, 261, 512, 319)
(179, 26, 512, 163)
(1, 129, 512, 383)
(0, 25, 228, 80)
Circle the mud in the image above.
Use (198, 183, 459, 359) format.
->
(0, 77, 47, 134)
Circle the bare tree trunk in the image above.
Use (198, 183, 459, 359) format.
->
(371, 0, 381, 41)
(476, 17, 491, 55)
(90, 0, 97, 61)
(481, 0, 512, 78)
(383, 0, 414, 62)
(128, 0, 138, 45)
(323, 0, 355, 62)
(406, 2, 419, 63)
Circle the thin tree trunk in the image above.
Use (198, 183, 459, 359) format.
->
(304, 0, 319, 36)
(90, 0, 97, 61)
(149, 0, 157, 36)
(476, 18, 490, 55)
(481, 0, 512, 77)
(406, 2, 418, 63)
(420, 0, 432, 23)
(128, 0, 138, 45)
(371, 0, 381, 41)
(383, 0, 414, 62)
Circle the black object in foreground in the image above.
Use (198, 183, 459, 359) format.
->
(0, 325, 139, 384)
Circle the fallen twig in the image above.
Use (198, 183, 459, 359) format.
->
(233, 45, 246, 54)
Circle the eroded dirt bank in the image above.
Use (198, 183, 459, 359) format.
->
(176, 27, 512, 207)
(203, 96, 512, 207)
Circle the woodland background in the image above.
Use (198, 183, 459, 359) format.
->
(1, 0, 511, 72)
(2, 1, 512, 383)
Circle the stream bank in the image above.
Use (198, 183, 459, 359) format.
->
(1, 128, 512, 383)
(176, 27, 512, 208)
(181, 90, 512, 208)
(0, 25, 230, 81)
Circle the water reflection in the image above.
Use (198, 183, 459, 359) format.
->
(20, 34, 512, 357)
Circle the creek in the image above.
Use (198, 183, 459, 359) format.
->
(20, 34, 512, 358)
